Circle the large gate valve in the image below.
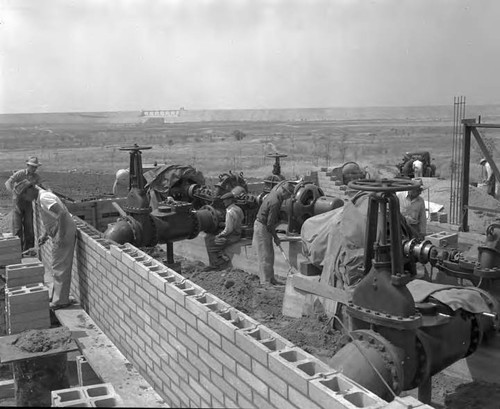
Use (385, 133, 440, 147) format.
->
(346, 178, 423, 323)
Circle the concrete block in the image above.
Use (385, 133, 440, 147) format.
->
(438, 212, 448, 223)
(7, 308, 49, 324)
(309, 373, 384, 409)
(425, 231, 458, 248)
(197, 319, 222, 349)
(299, 261, 322, 276)
(52, 383, 121, 407)
(163, 279, 190, 307)
(0, 379, 14, 399)
(9, 317, 50, 334)
(208, 341, 237, 373)
(252, 359, 288, 397)
(222, 367, 253, 402)
(186, 324, 209, 351)
(239, 324, 294, 366)
(268, 348, 335, 396)
(6, 284, 49, 306)
(221, 338, 251, 370)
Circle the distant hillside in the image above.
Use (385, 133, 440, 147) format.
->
(1, 105, 499, 125)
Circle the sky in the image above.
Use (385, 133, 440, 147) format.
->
(1, 0, 500, 114)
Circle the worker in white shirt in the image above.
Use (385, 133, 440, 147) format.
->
(412, 158, 423, 178)
(15, 180, 77, 310)
(480, 158, 496, 197)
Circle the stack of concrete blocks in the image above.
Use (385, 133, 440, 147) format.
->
(425, 231, 459, 249)
(317, 167, 357, 200)
(5, 263, 50, 334)
(51, 383, 122, 407)
(0, 236, 22, 336)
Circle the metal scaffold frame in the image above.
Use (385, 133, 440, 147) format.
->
(450, 96, 466, 225)
(460, 119, 500, 232)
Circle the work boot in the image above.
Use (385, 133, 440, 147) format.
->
(269, 277, 285, 286)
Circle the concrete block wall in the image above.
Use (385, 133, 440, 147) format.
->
(35, 211, 388, 408)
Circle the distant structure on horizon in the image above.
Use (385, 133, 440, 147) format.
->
(140, 107, 185, 120)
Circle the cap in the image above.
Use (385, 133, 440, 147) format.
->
(412, 178, 428, 191)
(220, 192, 235, 200)
(480, 158, 487, 165)
(26, 156, 41, 167)
(230, 186, 246, 199)
(13, 179, 34, 195)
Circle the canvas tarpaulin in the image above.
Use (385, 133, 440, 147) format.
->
(144, 164, 205, 194)
(301, 192, 369, 292)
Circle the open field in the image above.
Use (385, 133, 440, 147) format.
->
(0, 116, 492, 181)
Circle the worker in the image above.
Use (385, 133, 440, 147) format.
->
(15, 180, 77, 310)
(113, 168, 130, 196)
(253, 180, 294, 287)
(203, 187, 245, 271)
(412, 158, 423, 178)
(396, 179, 427, 239)
(4, 156, 43, 252)
(480, 158, 496, 197)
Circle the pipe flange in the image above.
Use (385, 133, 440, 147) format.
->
(347, 330, 404, 396)
(347, 302, 422, 330)
(122, 205, 152, 215)
(466, 313, 482, 356)
(148, 214, 158, 246)
(188, 210, 200, 239)
(474, 265, 500, 279)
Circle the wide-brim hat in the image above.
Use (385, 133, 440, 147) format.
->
(13, 179, 34, 195)
(26, 156, 41, 167)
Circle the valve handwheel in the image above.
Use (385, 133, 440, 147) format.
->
(119, 143, 152, 151)
(348, 178, 421, 193)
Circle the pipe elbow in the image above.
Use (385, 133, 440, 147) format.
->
(104, 219, 135, 245)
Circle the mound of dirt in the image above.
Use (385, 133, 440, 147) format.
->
(174, 257, 346, 360)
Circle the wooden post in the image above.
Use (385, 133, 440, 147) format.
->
(461, 120, 474, 232)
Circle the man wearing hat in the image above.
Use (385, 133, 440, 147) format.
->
(480, 158, 496, 197)
(396, 179, 427, 239)
(253, 180, 294, 287)
(203, 187, 245, 271)
(4, 156, 43, 251)
(14, 180, 77, 310)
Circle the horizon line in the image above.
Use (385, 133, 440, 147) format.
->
(2, 102, 500, 116)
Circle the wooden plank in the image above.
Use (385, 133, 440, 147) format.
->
(54, 306, 168, 408)
(291, 274, 349, 304)
(282, 275, 307, 318)
(0, 331, 78, 364)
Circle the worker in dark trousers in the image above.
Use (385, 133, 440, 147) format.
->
(253, 181, 294, 287)
(204, 187, 245, 271)
(4, 156, 43, 253)
(15, 180, 77, 309)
